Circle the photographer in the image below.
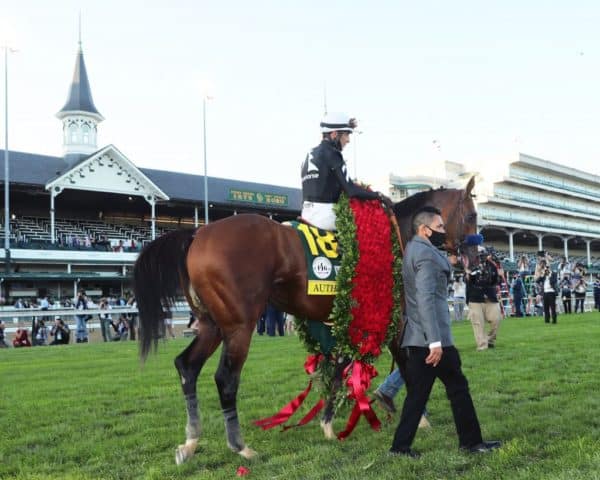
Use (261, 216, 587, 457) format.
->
(536, 259, 558, 324)
(98, 298, 113, 342)
(49, 317, 70, 345)
(465, 246, 503, 351)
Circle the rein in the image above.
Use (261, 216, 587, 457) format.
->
(446, 191, 466, 257)
(387, 210, 405, 255)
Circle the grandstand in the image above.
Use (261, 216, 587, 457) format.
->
(0, 40, 301, 303)
(389, 155, 600, 273)
(477, 153, 600, 271)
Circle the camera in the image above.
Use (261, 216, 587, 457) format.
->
(469, 261, 496, 287)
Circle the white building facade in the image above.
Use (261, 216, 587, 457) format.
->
(389, 154, 600, 268)
(477, 153, 600, 265)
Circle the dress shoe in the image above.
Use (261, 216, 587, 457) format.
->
(460, 440, 502, 453)
(389, 448, 420, 459)
(373, 390, 397, 413)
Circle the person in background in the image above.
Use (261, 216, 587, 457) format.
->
(111, 314, 129, 341)
(13, 328, 32, 347)
(0, 320, 8, 347)
(31, 318, 48, 346)
(49, 317, 70, 345)
(536, 260, 558, 324)
(517, 255, 530, 277)
(126, 295, 138, 341)
(573, 277, 587, 314)
(373, 368, 431, 428)
(560, 276, 572, 314)
(98, 298, 113, 342)
(534, 251, 553, 279)
(257, 309, 266, 336)
(284, 313, 296, 335)
(593, 275, 600, 311)
(265, 304, 285, 336)
(465, 247, 503, 351)
(452, 275, 466, 321)
(74, 291, 89, 343)
(511, 274, 526, 317)
(557, 257, 572, 280)
(164, 310, 176, 339)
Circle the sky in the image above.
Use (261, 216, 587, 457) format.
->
(3, 0, 600, 193)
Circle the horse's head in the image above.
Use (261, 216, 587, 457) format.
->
(435, 176, 481, 270)
(392, 177, 482, 268)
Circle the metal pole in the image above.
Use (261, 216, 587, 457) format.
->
(203, 96, 209, 225)
(4, 46, 10, 274)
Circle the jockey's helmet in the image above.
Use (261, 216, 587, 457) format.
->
(320, 112, 357, 133)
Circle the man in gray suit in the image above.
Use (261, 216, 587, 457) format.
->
(390, 206, 501, 457)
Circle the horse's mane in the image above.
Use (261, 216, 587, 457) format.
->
(393, 187, 453, 218)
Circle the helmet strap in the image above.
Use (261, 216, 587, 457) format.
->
(324, 131, 343, 151)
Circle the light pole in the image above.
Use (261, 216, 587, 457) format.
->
(3, 45, 14, 274)
(202, 95, 209, 225)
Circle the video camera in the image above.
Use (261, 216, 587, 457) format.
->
(469, 246, 499, 286)
(479, 246, 500, 263)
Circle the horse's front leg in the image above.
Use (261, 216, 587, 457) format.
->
(320, 357, 350, 440)
(215, 328, 257, 459)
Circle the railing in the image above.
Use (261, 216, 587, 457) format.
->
(494, 192, 599, 217)
(0, 304, 192, 334)
(479, 210, 600, 235)
(511, 172, 600, 199)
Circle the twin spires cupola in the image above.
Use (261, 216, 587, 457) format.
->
(56, 43, 104, 161)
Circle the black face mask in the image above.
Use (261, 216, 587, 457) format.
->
(428, 229, 447, 248)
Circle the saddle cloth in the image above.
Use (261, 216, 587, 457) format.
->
(284, 221, 340, 295)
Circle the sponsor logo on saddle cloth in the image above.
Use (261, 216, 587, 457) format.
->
(283, 221, 340, 295)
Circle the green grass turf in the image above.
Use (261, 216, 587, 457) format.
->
(1, 313, 599, 479)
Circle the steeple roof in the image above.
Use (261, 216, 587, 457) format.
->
(57, 44, 103, 120)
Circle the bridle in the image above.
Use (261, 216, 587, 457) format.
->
(444, 190, 466, 257)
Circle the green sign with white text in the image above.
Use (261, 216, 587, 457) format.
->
(228, 189, 288, 207)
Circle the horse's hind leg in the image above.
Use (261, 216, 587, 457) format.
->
(214, 328, 256, 459)
(174, 315, 222, 465)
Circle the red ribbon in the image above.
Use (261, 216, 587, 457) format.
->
(337, 360, 381, 440)
(254, 355, 323, 430)
(282, 399, 325, 431)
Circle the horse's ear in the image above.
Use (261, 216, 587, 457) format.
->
(465, 176, 476, 197)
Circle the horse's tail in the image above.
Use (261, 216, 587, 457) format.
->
(133, 228, 196, 362)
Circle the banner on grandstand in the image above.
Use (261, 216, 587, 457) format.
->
(228, 189, 288, 207)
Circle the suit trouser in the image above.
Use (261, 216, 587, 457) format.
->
(391, 346, 483, 451)
(468, 302, 501, 350)
(543, 292, 557, 323)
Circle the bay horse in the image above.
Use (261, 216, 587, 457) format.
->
(133, 177, 479, 465)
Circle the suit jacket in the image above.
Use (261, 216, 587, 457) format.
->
(401, 235, 454, 348)
(536, 271, 558, 293)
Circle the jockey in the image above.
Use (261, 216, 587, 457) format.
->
(301, 112, 381, 230)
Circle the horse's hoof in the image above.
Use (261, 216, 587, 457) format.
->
(175, 445, 188, 465)
(238, 446, 257, 459)
(320, 421, 335, 440)
(175, 439, 198, 465)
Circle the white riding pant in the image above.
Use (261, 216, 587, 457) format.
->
(301, 201, 337, 231)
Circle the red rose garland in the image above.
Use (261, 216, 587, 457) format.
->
(255, 194, 402, 438)
(347, 198, 394, 357)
